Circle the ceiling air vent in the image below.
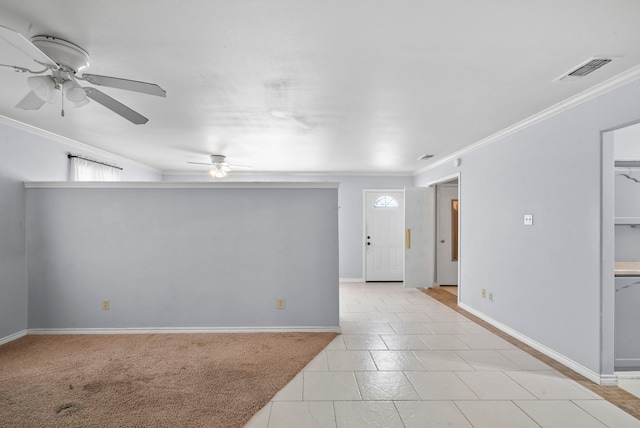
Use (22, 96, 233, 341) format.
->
(553, 57, 614, 82)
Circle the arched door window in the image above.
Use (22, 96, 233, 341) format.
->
(373, 196, 399, 208)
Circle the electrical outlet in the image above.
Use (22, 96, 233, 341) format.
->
(524, 214, 533, 226)
(102, 299, 110, 310)
(481, 289, 486, 299)
(277, 298, 286, 309)
(488, 292, 494, 302)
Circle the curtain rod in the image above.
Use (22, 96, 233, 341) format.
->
(68, 154, 123, 170)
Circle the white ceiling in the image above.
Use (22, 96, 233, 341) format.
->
(1, 1, 640, 175)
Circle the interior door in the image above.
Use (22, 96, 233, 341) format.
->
(436, 184, 459, 285)
(365, 190, 404, 281)
(404, 187, 436, 288)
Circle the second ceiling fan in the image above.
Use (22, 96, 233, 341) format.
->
(188, 155, 252, 179)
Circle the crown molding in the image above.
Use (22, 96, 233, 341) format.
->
(162, 170, 414, 177)
(414, 64, 640, 176)
(24, 181, 340, 189)
(0, 114, 161, 174)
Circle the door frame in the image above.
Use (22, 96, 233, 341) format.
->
(601, 130, 615, 377)
(426, 173, 462, 302)
(363, 189, 405, 282)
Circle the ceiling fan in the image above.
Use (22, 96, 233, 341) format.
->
(0, 25, 165, 124)
(188, 155, 252, 179)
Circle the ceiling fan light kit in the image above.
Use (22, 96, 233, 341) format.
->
(188, 154, 252, 179)
(209, 166, 229, 179)
(0, 25, 166, 124)
(27, 75, 57, 103)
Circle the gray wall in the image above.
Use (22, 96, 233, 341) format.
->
(415, 77, 640, 376)
(164, 173, 414, 280)
(0, 180, 27, 341)
(614, 122, 640, 160)
(0, 121, 161, 341)
(26, 184, 339, 330)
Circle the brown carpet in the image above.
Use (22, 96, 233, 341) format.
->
(0, 332, 336, 428)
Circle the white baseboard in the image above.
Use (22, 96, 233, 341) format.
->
(340, 278, 364, 283)
(0, 329, 27, 346)
(458, 302, 616, 386)
(616, 371, 640, 379)
(27, 326, 342, 335)
(615, 358, 640, 369)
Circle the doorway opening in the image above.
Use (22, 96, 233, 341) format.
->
(428, 175, 461, 298)
(436, 180, 459, 286)
(608, 123, 640, 375)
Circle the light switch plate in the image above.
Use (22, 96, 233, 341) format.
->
(524, 214, 533, 226)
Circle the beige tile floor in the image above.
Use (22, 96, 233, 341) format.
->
(245, 282, 640, 427)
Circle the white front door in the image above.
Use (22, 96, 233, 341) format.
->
(436, 184, 459, 285)
(365, 190, 404, 281)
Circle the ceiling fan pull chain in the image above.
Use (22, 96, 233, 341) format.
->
(61, 85, 65, 117)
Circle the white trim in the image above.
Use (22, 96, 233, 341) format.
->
(598, 374, 619, 386)
(27, 326, 342, 335)
(163, 170, 414, 177)
(459, 302, 616, 386)
(24, 181, 340, 189)
(0, 329, 27, 345)
(616, 371, 640, 379)
(424, 172, 462, 302)
(426, 172, 460, 187)
(340, 278, 365, 283)
(601, 131, 616, 377)
(615, 358, 640, 368)
(414, 64, 640, 176)
(0, 114, 160, 174)
(614, 217, 640, 225)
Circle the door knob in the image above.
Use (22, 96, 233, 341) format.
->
(440, 240, 445, 243)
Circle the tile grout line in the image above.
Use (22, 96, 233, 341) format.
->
(422, 287, 640, 420)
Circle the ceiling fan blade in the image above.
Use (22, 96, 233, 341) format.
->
(187, 161, 213, 166)
(228, 164, 252, 170)
(81, 74, 166, 97)
(15, 90, 46, 110)
(84, 87, 148, 124)
(0, 25, 58, 69)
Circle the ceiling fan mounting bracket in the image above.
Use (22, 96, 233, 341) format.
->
(31, 35, 89, 74)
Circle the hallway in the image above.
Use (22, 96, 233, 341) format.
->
(246, 282, 640, 427)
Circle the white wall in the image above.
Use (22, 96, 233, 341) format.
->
(415, 77, 640, 380)
(0, 120, 161, 341)
(164, 173, 414, 280)
(25, 183, 339, 330)
(0, 121, 161, 182)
